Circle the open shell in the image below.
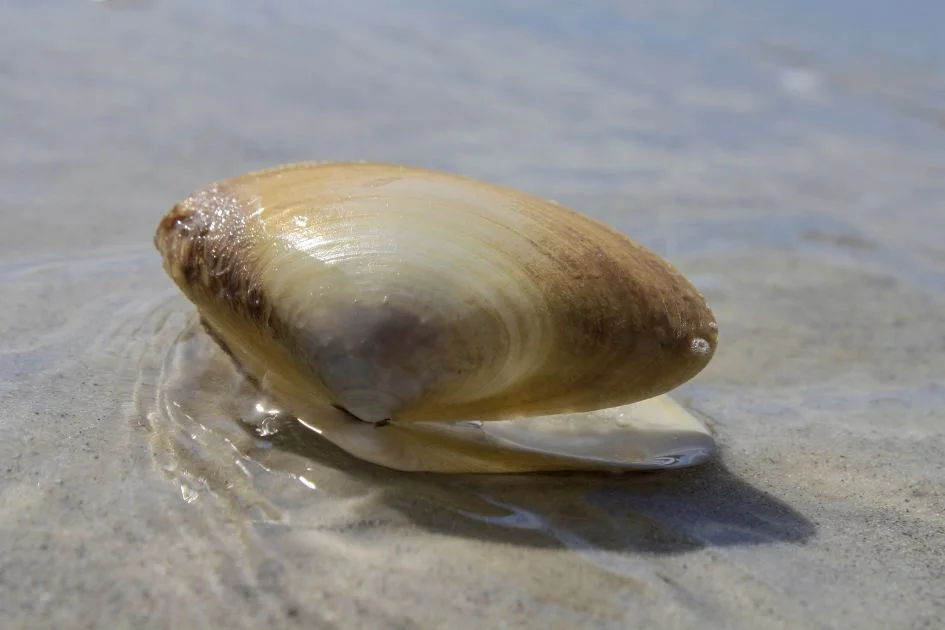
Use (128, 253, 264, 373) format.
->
(155, 162, 718, 473)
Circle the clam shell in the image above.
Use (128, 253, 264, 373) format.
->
(287, 393, 715, 473)
(155, 162, 718, 473)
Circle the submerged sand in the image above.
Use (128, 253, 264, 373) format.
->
(1, 1, 944, 628)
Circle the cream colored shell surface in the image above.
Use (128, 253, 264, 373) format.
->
(156, 162, 718, 429)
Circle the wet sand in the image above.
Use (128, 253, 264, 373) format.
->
(1, 1, 944, 628)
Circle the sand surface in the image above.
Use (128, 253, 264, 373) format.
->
(1, 1, 944, 628)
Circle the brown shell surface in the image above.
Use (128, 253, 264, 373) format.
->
(155, 162, 718, 425)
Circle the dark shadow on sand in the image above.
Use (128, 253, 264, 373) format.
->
(249, 413, 816, 555)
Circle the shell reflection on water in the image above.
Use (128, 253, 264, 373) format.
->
(154, 162, 719, 474)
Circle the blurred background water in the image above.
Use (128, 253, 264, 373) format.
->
(1, 1, 944, 628)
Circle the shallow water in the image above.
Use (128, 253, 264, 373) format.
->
(2, 1, 945, 628)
